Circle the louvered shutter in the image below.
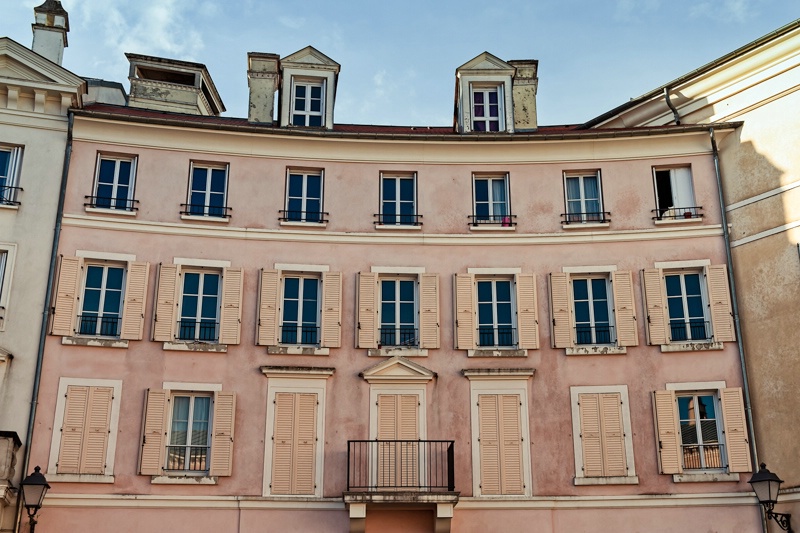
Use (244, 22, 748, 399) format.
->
(52, 256, 82, 336)
(320, 271, 342, 348)
(294, 393, 318, 494)
(139, 389, 168, 476)
(57, 385, 89, 473)
(209, 391, 236, 476)
(578, 393, 603, 477)
(653, 390, 682, 474)
(120, 261, 150, 340)
(600, 393, 627, 477)
(721, 388, 751, 473)
(80, 386, 113, 475)
(257, 269, 279, 346)
(377, 394, 397, 487)
(153, 264, 179, 342)
(454, 273, 475, 350)
(419, 274, 440, 349)
(642, 269, 668, 345)
(515, 273, 539, 349)
(357, 272, 378, 348)
(399, 394, 420, 487)
(271, 392, 295, 494)
(707, 265, 735, 342)
(219, 267, 243, 345)
(549, 272, 572, 348)
(500, 394, 524, 495)
(612, 271, 638, 347)
(478, 395, 501, 495)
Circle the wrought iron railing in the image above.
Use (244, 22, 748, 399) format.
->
(575, 324, 615, 345)
(281, 324, 320, 345)
(176, 320, 219, 342)
(0, 186, 22, 206)
(279, 210, 329, 223)
(681, 443, 723, 470)
(468, 214, 517, 227)
(374, 213, 423, 226)
(165, 445, 210, 472)
(561, 211, 611, 224)
(180, 204, 232, 218)
(669, 320, 711, 342)
(84, 195, 139, 211)
(652, 206, 703, 220)
(77, 314, 121, 337)
(347, 440, 455, 491)
(477, 326, 516, 347)
(379, 327, 418, 347)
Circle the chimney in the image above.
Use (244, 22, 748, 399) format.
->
(248, 53, 280, 124)
(509, 60, 538, 132)
(31, 0, 70, 65)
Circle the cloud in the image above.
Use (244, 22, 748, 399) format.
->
(690, 0, 755, 22)
(279, 16, 305, 30)
(615, 0, 660, 21)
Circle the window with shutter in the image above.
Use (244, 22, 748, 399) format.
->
(478, 394, 524, 495)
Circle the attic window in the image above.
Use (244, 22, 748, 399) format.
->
(136, 67, 196, 87)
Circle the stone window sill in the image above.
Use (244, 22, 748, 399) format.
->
(85, 207, 137, 217)
(151, 475, 217, 485)
(368, 347, 429, 357)
(279, 221, 327, 228)
(62, 336, 129, 349)
(562, 222, 610, 230)
(566, 345, 626, 355)
(180, 215, 230, 223)
(654, 217, 703, 226)
(162, 341, 228, 352)
(267, 345, 330, 356)
(660, 341, 723, 353)
(46, 473, 115, 484)
(375, 224, 422, 231)
(0, 204, 19, 211)
(574, 475, 639, 486)
(467, 348, 527, 358)
(469, 225, 516, 232)
(673, 472, 739, 483)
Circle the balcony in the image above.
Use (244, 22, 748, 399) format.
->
(477, 326, 516, 348)
(84, 195, 139, 212)
(281, 324, 320, 345)
(669, 320, 711, 342)
(0, 186, 22, 206)
(180, 203, 232, 219)
(379, 327, 418, 348)
(279, 210, 329, 224)
(374, 213, 423, 227)
(176, 320, 219, 342)
(575, 324, 615, 345)
(561, 211, 611, 224)
(652, 206, 703, 221)
(468, 214, 516, 227)
(77, 314, 121, 337)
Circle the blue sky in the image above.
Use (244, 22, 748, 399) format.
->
(4, 0, 799, 126)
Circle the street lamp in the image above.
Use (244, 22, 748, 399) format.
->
(19, 466, 49, 533)
(749, 463, 794, 532)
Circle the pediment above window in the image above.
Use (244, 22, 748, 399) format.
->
(281, 46, 341, 71)
(456, 52, 515, 77)
(360, 356, 436, 384)
(0, 38, 84, 97)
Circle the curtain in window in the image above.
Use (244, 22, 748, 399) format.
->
(492, 179, 507, 216)
(670, 168, 695, 208)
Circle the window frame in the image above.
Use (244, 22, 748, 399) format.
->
(282, 169, 326, 224)
(379, 276, 419, 348)
(472, 174, 513, 226)
(290, 77, 326, 127)
(652, 166, 700, 220)
(664, 270, 710, 343)
(89, 153, 138, 211)
(77, 262, 126, 338)
(571, 274, 615, 346)
(0, 145, 23, 206)
(183, 162, 230, 218)
(674, 391, 725, 472)
(378, 172, 419, 226)
(475, 276, 516, 348)
(563, 171, 606, 224)
(165, 392, 214, 475)
(470, 84, 504, 132)
(0, 245, 14, 328)
(177, 269, 222, 343)
(280, 274, 322, 346)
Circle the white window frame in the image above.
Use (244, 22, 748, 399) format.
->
(165, 392, 214, 475)
(77, 262, 126, 338)
(470, 84, 504, 132)
(653, 166, 697, 220)
(284, 169, 325, 223)
(91, 154, 137, 211)
(571, 274, 615, 346)
(0, 145, 23, 206)
(379, 276, 419, 348)
(475, 277, 517, 348)
(0, 244, 15, 329)
(674, 391, 725, 471)
(472, 174, 511, 225)
(564, 171, 604, 223)
(379, 172, 418, 226)
(177, 269, 222, 342)
(280, 274, 322, 346)
(290, 78, 325, 127)
(185, 162, 229, 218)
(664, 270, 710, 342)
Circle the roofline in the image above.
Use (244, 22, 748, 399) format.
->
(579, 18, 800, 129)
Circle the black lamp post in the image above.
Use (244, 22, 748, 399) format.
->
(19, 466, 49, 533)
(749, 463, 794, 532)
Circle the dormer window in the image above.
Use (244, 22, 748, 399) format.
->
(278, 46, 340, 130)
(292, 79, 325, 127)
(471, 85, 503, 132)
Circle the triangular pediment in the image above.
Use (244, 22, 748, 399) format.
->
(456, 52, 514, 74)
(361, 356, 435, 383)
(282, 46, 340, 70)
(0, 38, 83, 88)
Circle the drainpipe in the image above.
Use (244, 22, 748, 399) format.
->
(14, 111, 74, 533)
(664, 86, 681, 125)
(709, 127, 764, 531)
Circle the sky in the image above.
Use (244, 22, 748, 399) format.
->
(4, 0, 799, 126)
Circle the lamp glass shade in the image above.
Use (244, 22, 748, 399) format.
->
(20, 466, 50, 511)
(748, 464, 783, 505)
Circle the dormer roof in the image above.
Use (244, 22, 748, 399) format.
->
(360, 356, 436, 384)
(455, 52, 515, 77)
(281, 46, 341, 73)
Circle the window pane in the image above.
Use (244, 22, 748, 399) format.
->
(495, 281, 511, 302)
(383, 178, 396, 201)
(381, 280, 395, 302)
(492, 179, 506, 202)
(106, 267, 124, 290)
(288, 175, 303, 197)
(118, 161, 131, 186)
(82, 288, 100, 313)
(191, 168, 207, 192)
(399, 178, 414, 201)
(572, 279, 587, 301)
(0, 151, 9, 177)
(103, 291, 121, 314)
(210, 169, 226, 193)
(574, 301, 590, 323)
(203, 274, 219, 296)
(665, 275, 682, 297)
(475, 180, 488, 202)
(399, 280, 414, 302)
(170, 397, 190, 445)
(183, 273, 200, 295)
(308, 116, 322, 127)
(98, 160, 116, 185)
(476, 281, 492, 303)
(306, 175, 322, 199)
(85, 265, 104, 289)
(565, 177, 581, 201)
(283, 299, 298, 322)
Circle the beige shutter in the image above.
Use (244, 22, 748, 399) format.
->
(612, 271, 638, 347)
(707, 265, 735, 342)
(549, 272, 572, 348)
(419, 274, 440, 349)
(516, 273, 539, 349)
(294, 393, 318, 494)
(321, 271, 342, 348)
(51, 256, 82, 336)
(219, 267, 244, 345)
(377, 394, 397, 487)
(653, 389, 682, 474)
(399, 394, 419, 487)
(209, 391, 236, 476)
(139, 389, 168, 476)
(454, 273, 475, 350)
(478, 394, 501, 495)
(120, 261, 150, 340)
(500, 394, 524, 495)
(80, 386, 113, 475)
(578, 393, 603, 477)
(642, 269, 668, 345)
(153, 264, 179, 342)
(257, 269, 279, 346)
(721, 388, 752, 473)
(271, 392, 295, 494)
(600, 392, 627, 477)
(57, 385, 89, 473)
(357, 272, 378, 348)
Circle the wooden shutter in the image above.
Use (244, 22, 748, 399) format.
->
(377, 394, 419, 488)
(120, 261, 150, 340)
(653, 389, 682, 474)
(51, 256, 82, 336)
(209, 391, 236, 476)
(707, 265, 735, 342)
(357, 272, 378, 348)
(478, 394, 524, 495)
(257, 269, 279, 346)
(320, 271, 342, 348)
(419, 274, 440, 349)
(454, 273, 475, 350)
(57, 385, 89, 473)
(642, 269, 668, 345)
(80, 386, 113, 475)
(478, 394, 501, 495)
(578, 393, 603, 477)
(139, 389, 168, 476)
(153, 264, 179, 342)
(612, 270, 638, 347)
(219, 267, 244, 345)
(600, 393, 627, 477)
(500, 394, 524, 494)
(516, 273, 539, 350)
(271, 392, 295, 494)
(721, 387, 752, 473)
(549, 272, 572, 348)
(271, 392, 318, 495)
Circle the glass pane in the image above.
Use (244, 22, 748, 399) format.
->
(399, 178, 414, 201)
(292, 114, 306, 126)
(288, 175, 303, 197)
(308, 115, 322, 127)
(476, 281, 492, 303)
(668, 297, 685, 320)
(381, 302, 395, 324)
(306, 175, 322, 199)
(496, 302, 512, 324)
(400, 302, 414, 325)
(310, 86, 322, 98)
(565, 177, 581, 202)
(283, 299, 298, 322)
(106, 267, 124, 290)
(381, 280, 395, 303)
(665, 275, 682, 297)
(118, 161, 131, 186)
(574, 301, 590, 323)
(492, 179, 506, 202)
(191, 168, 207, 192)
(0, 151, 9, 177)
(399, 280, 414, 302)
(203, 274, 219, 296)
(82, 288, 100, 313)
(495, 281, 511, 302)
(183, 273, 200, 295)
(210, 169, 226, 193)
(182, 295, 198, 318)
(572, 279, 588, 301)
(488, 90, 498, 104)
(477, 302, 493, 326)
(85, 266, 104, 289)
(473, 92, 484, 104)
(103, 291, 121, 314)
(170, 397, 190, 445)
(383, 178, 396, 201)
(684, 274, 701, 295)
(474, 180, 488, 202)
(98, 159, 116, 185)
(201, 296, 218, 319)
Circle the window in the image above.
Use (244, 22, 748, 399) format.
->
(380, 278, 417, 347)
(454, 271, 539, 353)
(0, 145, 23, 206)
(88, 155, 137, 211)
(78, 264, 125, 337)
(139, 387, 236, 479)
(572, 276, 613, 345)
(182, 164, 229, 218)
(654, 386, 751, 477)
(653, 167, 700, 220)
(291, 79, 324, 127)
(472, 175, 513, 226)
(471, 85, 503, 132)
(178, 271, 221, 342)
(378, 174, 419, 226)
(0, 250, 7, 306)
(570, 385, 637, 485)
(281, 170, 325, 223)
(642, 264, 734, 348)
(564, 172, 606, 223)
(281, 276, 321, 345)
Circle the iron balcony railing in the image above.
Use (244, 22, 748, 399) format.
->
(575, 324, 615, 345)
(176, 320, 219, 342)
(681, 443, 723, 470)
(279, 210, 329, 223)
(477, 326, 516, 348)
(379, 327, 418, 347)
(669, 320, 711, 342)
(347, 440, 455, 492)
(180, 204, 232, 218)
(652, 206, 704, 220)
(374, 213, 423, 226)
(77, 314, 121, 337)
(468, 214, 517, 227)
(84, 195, 139, 211)
(281, 324, 320, 345)
(0, 186, 22, 206)
(561, 211, 611, 224)
(165, 444, 210, 472)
